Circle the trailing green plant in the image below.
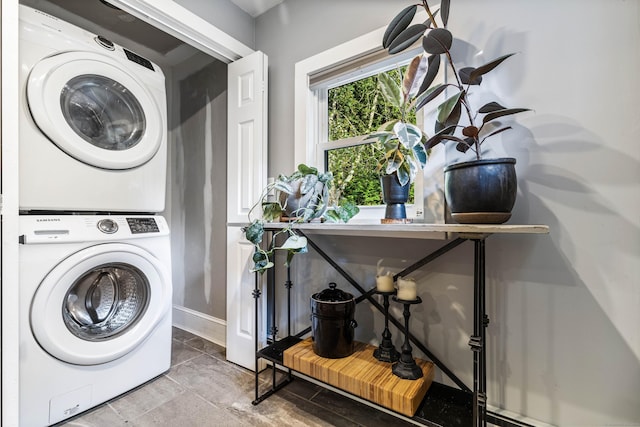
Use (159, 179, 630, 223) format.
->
(382, 0, 531, 160)
(243, 164, 359, 273)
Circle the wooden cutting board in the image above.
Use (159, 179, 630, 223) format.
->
(283, 338, 434, 417)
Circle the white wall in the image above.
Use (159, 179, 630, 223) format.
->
(256, 0, 640, 425)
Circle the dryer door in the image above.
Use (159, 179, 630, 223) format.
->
(30, 243, 171, 365)
(27, 51, 163, 170)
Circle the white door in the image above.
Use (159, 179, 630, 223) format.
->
(226, 51, 268, 370)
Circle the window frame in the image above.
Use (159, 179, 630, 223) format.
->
(294, 26, 426, 221)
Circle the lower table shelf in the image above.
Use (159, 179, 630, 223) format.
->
(256, 336, 474, 426)
(256, 335, 302, 364)
(283, 338, 434, 417)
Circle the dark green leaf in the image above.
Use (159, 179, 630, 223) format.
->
(482, 108, 531, 124)
(244, 220, 264, 245)
(262, 202, 283, 221)
(378, 72, 403, 109)
(478, 102, 506, 113)
(378, 119, 399, 132)
(297, 163, 317, 175)
(382, 5, 417, 49)
(443, 98, 462, 130)
(456, 141, 471, 153)
(480, 126, 512, 144)
(417, 54, 441, 98)
(250, 250, 273, 273)
(396, 166, 410, 186)
(389, 24, 428, 55)
(440, 0, 450, 27)
(252, 250, 267, 263)
(437, 91, 464, 124)
(415, 82, 447, 111)
(459, 67, 482, 85)
(412, 143, 428, 167)
(324, 200, 360, 223)
(469, 53, 516, 82)
(422, 28, 452, 54)
(425, 125, 458, 149)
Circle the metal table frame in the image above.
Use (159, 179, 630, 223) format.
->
(249, 223, 548, 427)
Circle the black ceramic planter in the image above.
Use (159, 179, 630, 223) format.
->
(444, 157, 517, 224)
(380, 174, 410, 220)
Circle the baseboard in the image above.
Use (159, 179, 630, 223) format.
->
(172, 305, 226, 348)
(487, 405, 556, 427)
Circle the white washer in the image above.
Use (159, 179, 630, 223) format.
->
(19, 5, 168, 213)
(19, 215, 172, 426)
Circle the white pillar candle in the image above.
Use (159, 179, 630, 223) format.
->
(396, 277, 417, 300)
(376, 273, 394, 292)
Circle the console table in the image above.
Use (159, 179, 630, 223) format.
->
(248, 222, 549, 427)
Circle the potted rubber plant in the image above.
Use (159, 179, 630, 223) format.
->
(367, 61, 429, 222)
(244, 164, 359, 273)
(382, 0, 531, 223)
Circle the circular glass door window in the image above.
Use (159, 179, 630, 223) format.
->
(63, 262, 149, 341)
(60, 74, 146, 151)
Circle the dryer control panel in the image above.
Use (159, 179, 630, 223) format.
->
(19, 215, 169, 244)
(126, 217, 160, 234)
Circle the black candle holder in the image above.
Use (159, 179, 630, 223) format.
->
(373, 290, 400, 363)
(391, 296, 423, 380)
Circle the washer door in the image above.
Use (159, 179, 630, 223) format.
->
(27, 51, 163, 170)
(31, 243, 171, 365)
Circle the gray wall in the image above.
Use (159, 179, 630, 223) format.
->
(174, 0, 255, 49)
(168, 52, 228, 319)
(256, 0, 640, 425)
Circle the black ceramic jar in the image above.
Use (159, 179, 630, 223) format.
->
(310, 282, 357, 358)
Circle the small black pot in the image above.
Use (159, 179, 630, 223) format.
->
(380, 174, 410, 219)
(310, 283, 357, 358)
(444, 157, 517, 224)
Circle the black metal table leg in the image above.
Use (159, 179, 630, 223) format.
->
(471, 239, 488, 426)
(253, 266, 261, 404)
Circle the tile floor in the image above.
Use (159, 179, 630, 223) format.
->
(58, 327, 415, 427)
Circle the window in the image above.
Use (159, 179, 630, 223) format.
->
(325, 66, 417, 207)
(295, 25, 446, 222)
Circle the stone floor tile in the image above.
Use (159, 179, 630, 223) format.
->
(57, 403, 127, 426)
(170, 338, 205, 366)
(130, 392, 250, 427)
(166, 353, 255, 407)
(109, 375, 187, 421)
(171, 327, 197, 343)
(184, 336, 226, 360)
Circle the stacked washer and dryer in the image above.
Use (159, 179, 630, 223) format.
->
(18, 5, 173, 426)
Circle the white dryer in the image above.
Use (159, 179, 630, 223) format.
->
(19, 215, 172, 426)
(19, 5, 168, 213)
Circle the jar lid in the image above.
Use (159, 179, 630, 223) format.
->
(314, 282, 353, 302)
